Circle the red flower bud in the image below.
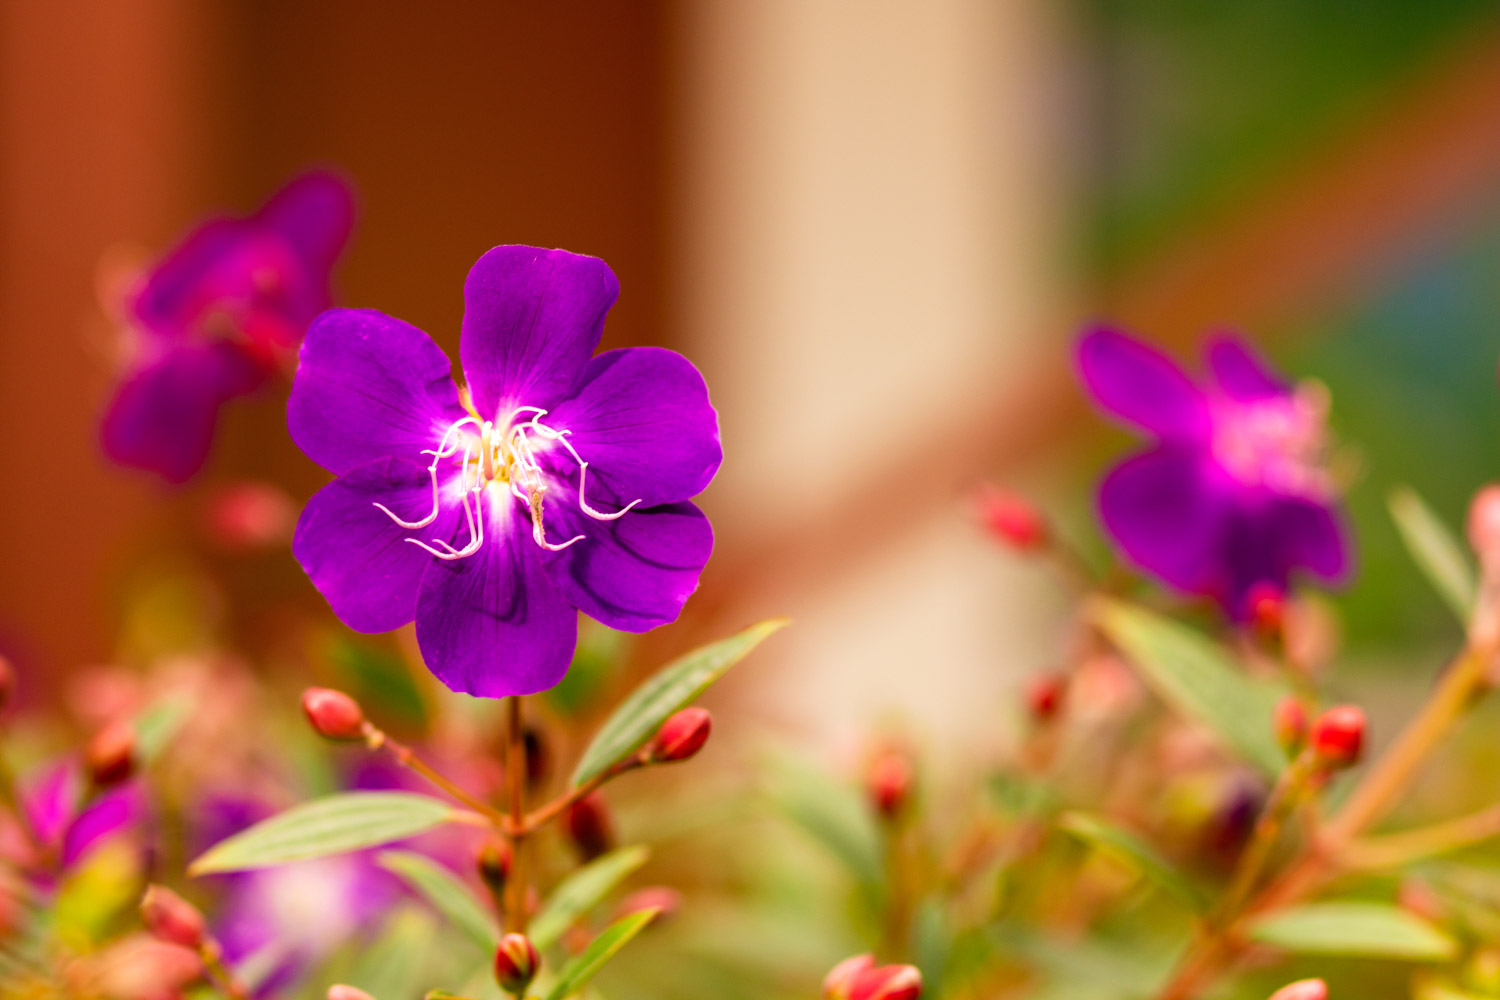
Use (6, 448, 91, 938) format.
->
(140, 885, 206, 950)
(1273, 696, 1308, 756)
(824, 954, 877, 999)
(1268, 979, 1327, 1000)
(1025, 673, 1066, 722)
(205, 482, 295, 549)
(301, 687, 366, 742)
(974, 485, 1047, 551)
(565, 792, 615, 861)
(476, 839, 513, 891)
(86, 719, 136, 787)
(866, 750, 914, 819)
(851, 964, 923, 1000)
(1246, 582, 1285, 636)
(648, 708, 712, 763)
(1310, 705, 1365, 768)
(327, 988, 376, 1000)
(0, 656, 14, 714)
(616, 886, 682, 925)
(494, 932, 540, 995)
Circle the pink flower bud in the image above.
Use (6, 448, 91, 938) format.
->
(866, 750, 914, 819)
(476, 839, 513, 891)
(327, 987, 376, 1000)
(140, 885, 206, 950)
(205, 482, 295, 549)
(648, 708, 712, 763)
(1469, 485, 1500, 568)
(974, 485, 1047, 551)
(565, 792, 615, 861)
(1268, 979, 1327, 1000)
(494, 932, 540, 995)
(616, 886, 682, 925)
(1026, 673, 1066, 722)
(824, 954, 877, 999)
(1273, 696, 1308, 756)
(1311, 705, 1365, 768)
(301, 687, 366, 742)
(86, 719, 136, 787)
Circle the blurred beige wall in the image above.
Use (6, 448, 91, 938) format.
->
(674, 0, 1071, 757)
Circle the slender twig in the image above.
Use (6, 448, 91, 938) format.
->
(504, 696, 528, 933)
(200, 940, 249, 1000)
(521, 752, 647, 833)
(1344, 801, 1500, 870)
(1211, 751, 1316, 926)
(365, 725, 514, 832)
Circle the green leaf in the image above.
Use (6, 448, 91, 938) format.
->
(571, 619, 787, 786)
(1090, 598, 1287, 777)
(542, 910, 657, 1000)
(530, 845, 650, 953)
(1058, 811, 1206, 910)
(377, 850, 497, 953)
(189, 792, 454, 875)
(346, 904, 437, 997)
(761, 745, 884, 894)
(1390, 487, 1476, 624)
(1247, 902, 1458, 960)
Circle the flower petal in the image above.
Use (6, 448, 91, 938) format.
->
(1077, 327, 1210, 440)
(543, 347, 722, 508)
(255, 170, 357, 276)
(61, 782, 145, 867)
(1098, 447, 1228, 593)
(540, 498, 713, 633)
(288, 309, 464, 475)
(1274, 498, 1352, 582)
(293, 457, 464, 633)
(1205, 335, 1289, 401)
(415, 498, 577, 697)
(459, 247, 619, 418)
(101, 342, 263, 483)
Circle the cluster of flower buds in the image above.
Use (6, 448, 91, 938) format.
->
(973, 485, 1048, 552)
(565, 791, 616, 861)
(140, 885, 207, 950)
(1309, 704, 1365, 769)
(1273, 696, 1308, 757)
(865, 746, 914, 820)
(85, 718, 136, 787)
(1268, 979, 1327, 1000)
(823, 954, 923, 1000)
(647, 707, 713, 763)
(494, 932, 541, 996)
(301, 687, 367, 742)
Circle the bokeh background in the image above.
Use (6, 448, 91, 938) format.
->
(4, 0, 1500, 763)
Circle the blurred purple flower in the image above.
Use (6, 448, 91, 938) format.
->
(288, 246, 721, 697)
(19, 760, 146, 870)
(101, 171, 356, 483)
(1077, 327, 1352, 619)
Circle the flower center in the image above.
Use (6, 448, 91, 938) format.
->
(372, 403, 640, 561)
(1209, 384, 1333, 499)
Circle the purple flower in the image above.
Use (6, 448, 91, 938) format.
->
(288, 246, 721, 697)
(18, 759, 146, 870)
(101, 171, 356, 482)
(1077, 327, 1352, 619)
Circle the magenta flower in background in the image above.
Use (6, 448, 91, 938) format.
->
(101, 171, 356, 482)
(16, 760, 146, 871)
(288, 246, 721, 697)
(1077, 327, 1352, 619)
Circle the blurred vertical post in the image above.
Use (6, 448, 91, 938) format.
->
(672, 0, 1068, 753)
(0, 2, 225, 676)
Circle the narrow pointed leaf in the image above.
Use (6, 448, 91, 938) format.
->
(1058, 811, 1206, 910)
(761, 745, 883, 894)
(1090, 598, 1286, 777)
(571, 619, 787, 786)
(542, 910, 657, 1000)
(378, 850, 497, 952)
(1248, 902, 1457, 960)
(189, 792, 454, 874)
(530, 845, 650, 952)
(1390, 487, 1476, 624)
